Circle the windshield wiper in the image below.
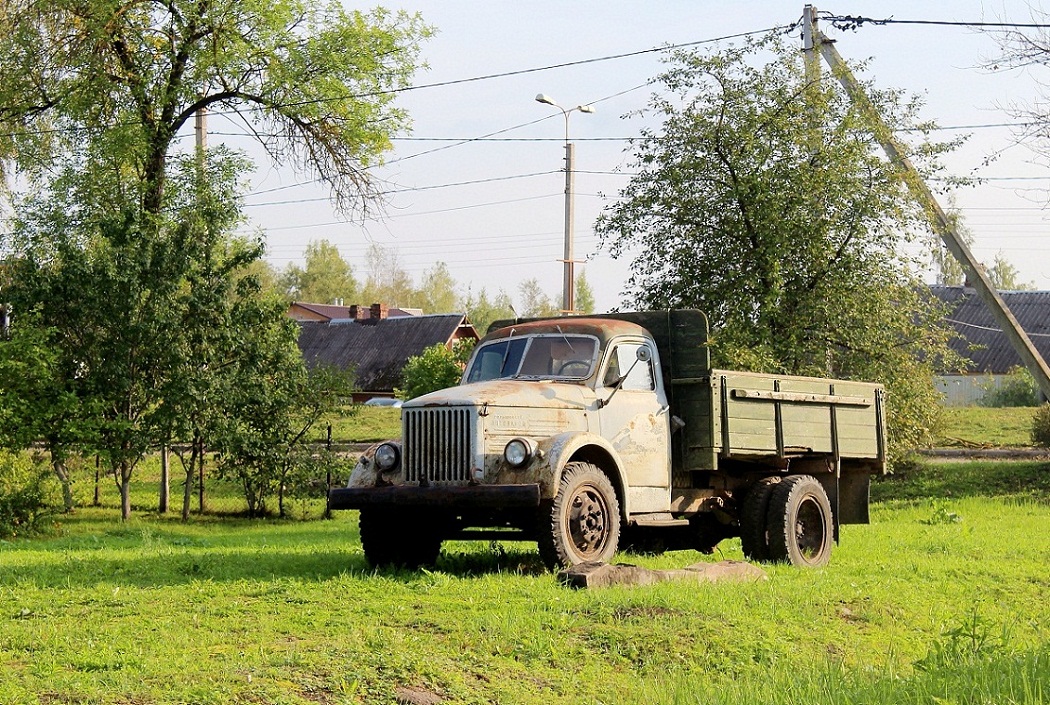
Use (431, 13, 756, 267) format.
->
(555, 325, 576, 354)
(498, 328, 516, 377)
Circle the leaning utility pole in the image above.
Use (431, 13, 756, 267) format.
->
(803, 5, 1050, 401)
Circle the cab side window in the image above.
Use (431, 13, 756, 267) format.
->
(604, 343, 654, 391)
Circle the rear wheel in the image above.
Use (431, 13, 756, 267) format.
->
(765, 475, 833, 567)
(537, 462, 621, 569)
(740, 476, 781, 561)
(359, 508, 443, 569)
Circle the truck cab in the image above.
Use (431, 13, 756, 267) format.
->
(329, 310, 886, 570)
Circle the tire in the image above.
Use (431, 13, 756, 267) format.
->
(765, 475, 833, 567)
(359, 508, 442, 569)
(537, 462, 621, 569)
(740, 476, 781, 562)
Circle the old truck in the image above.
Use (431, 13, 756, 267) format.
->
(329, 310, 886, 570)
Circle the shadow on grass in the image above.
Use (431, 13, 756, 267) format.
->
(0, 517, 558, 589)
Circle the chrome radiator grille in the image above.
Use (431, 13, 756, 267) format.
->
(403, 407, 473, 484)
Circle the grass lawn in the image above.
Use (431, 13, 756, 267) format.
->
(935, 405, 1041, 448)
(1, 457, 1049, 704)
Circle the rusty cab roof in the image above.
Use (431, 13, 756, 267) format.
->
(480, 317, 651, 350)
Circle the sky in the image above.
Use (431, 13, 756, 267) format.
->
(222, 1, 1050, 313)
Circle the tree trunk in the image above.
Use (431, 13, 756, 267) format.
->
(159, 445, 169, 514)
(49, 449, 74, 513)
(119, 461, 132, 521)
(94, 455, 101, 507)
(278, 473, 286, 518)
(197, 440, 206, 514)
(181, 444, 197, 522)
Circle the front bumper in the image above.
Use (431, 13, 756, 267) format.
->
(328, 483, 542, 510)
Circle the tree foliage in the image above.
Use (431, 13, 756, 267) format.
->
(575, 270, 597, 314)
(398, 340, 474, 400)
(281, 240, 359, 304)
(461, 287, 515, 335)
(5, 151, 260, 519)
(0, 0, 429, 520)
(596, 35, 964, 462)
(0, 450, 53, 538)
(518, 278, 559, 318)
(0, 0, 431, 215)
(418, 261, 459, 314)
(931, 219, 1032, 290)
(211, 329, 353, 518)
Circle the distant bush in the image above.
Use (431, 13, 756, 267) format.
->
(0, 451, 53, 538)
(1032, 404, 1050, 448)
(979, 366, 1041, 408)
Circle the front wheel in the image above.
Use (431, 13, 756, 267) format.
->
(765, 475, 833, 567)
(537, 462, 621, 569)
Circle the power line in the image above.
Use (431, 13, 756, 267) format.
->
(213, 27, 789, 118)
(822, 13, 1050, 31)
(275, 194, 561, 222)
(244, 171, 562, 207)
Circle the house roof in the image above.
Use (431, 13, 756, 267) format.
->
(287, 302, 420, 322)
(296, 314, 475, 392)
(931, 285, 1050, 374)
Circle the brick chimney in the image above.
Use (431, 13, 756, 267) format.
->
(348, 304, 368, 321)
(370, 303, 388, 321)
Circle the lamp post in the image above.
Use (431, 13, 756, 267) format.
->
(535, 93, 594, 315)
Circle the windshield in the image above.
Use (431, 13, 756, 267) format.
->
(465, 334, 599, 383)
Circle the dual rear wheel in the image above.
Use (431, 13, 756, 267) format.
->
(740, 474, 833, 567)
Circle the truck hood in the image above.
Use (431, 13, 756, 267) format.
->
(406, 379, 596, 410)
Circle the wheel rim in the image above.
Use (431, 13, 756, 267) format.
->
(566, 483, 611, 559)
(794, 495, 829, 563)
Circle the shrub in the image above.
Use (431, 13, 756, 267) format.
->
(398, 339, 475, 400)
(1031, 403, 1050, 448)
(980, 366, 1041, 408)
(0, 451, 54, 538)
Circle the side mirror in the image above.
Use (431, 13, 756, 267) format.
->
(599, 345, 652, 409)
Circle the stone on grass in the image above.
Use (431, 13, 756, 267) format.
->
(559, 560, 767, 589)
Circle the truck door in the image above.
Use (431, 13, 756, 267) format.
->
(597, 340, 672, 501)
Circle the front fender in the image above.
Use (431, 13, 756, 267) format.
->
(538, 432, 630, 516)
(346, 442, 394, 488)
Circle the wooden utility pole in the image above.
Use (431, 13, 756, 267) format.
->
(803, 5, 1050, 401)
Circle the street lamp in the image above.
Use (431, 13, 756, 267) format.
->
(536, 93, 595, 315)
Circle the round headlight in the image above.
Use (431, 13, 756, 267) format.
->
(374, 443, 400, 472)
(504, 438, 533, 468)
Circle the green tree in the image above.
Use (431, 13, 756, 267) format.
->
(0, 317, 81, 512)
(281, 240, 358, 304)
(0, 1, 432, 216)
(460, 287, 515, 335)
(518, 278, 559, 318)
(398, 341, 474, 400)
(212, 339, 353, 517)
(987, 253, 1033, 291)
(359, 243, 417, 307)
(155, 155, 273, 520)
(7, 152, 250, 519)
(418, 261, 459, 313)
(0, 0, 429, 519)
(931, 217, 1032, 290)
(575, 270, 597, 314)
(596, 35, 964, 462)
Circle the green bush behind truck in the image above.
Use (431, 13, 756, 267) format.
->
(329, 310, 886, 569)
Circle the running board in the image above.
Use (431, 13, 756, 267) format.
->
(631, 513, 690, 528)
